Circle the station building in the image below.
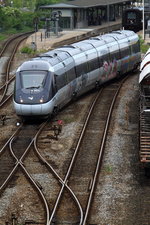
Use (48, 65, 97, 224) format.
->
(40, 0, 132, 29)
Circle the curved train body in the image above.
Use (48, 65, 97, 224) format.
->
(13, 30, 141, 117)
(139, 48, 150, 172)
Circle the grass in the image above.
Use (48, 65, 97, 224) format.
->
(139, 35, 150, 53)
(104, 165, 113, 174)
(0, 27, 32, 41)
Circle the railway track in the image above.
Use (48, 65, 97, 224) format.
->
(0, 31, 146, 224)
(0, 120, 51, 224)
(35, 76, 128, 225)
(0, 74, 128, 224)
(0, 32, 33, 107)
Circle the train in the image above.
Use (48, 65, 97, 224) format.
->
(139, 48, 150, 176)
(13, 30, 141, 117)
(122, 7, 148, 32)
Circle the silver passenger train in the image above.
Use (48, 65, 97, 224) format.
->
(13, 30, 141, 117)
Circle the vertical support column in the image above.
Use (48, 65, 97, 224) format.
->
(107, 3, 110, 32)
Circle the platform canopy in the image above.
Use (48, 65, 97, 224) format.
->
(40, 0, 132, 9)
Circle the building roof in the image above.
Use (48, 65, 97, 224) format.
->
(40, 0, 131, 9)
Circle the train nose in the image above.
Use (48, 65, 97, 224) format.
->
(21, 105, 42, 115)
(15, 104, 42, 116)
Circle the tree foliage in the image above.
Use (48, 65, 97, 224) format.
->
(0, 0, 63, 32)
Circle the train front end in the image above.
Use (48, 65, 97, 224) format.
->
(13, 60, 56, 117)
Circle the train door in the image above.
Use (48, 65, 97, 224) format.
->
(118, 39, 131, 74)
(85, 48, 99, 89)
(97, 45, 111, 83)
(54, 62, 69, 108)
(73, 52, 89, 96)
(62, 57, 77, 100)
(107, 41, 120, 79)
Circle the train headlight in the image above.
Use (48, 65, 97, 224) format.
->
(19, 96, 24, 103)
(40, 97, 44, 103)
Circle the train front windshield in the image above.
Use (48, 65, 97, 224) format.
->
(20, 71, 47, 89)
(127, 12, 136, 20)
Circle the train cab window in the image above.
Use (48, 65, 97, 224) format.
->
(127, 12, 136, 20)
(20, 71, 47, 89)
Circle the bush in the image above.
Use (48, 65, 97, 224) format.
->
(21, 46, 34, 54)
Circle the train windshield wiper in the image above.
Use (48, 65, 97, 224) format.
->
(26, 86, 41, 89)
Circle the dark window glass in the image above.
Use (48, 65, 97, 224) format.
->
(110, 49, 120, 61)
(20, 71, 47, 89)
(67, 67, 76, 82)
(120, 45, 130, 58)
(55, 73, 67, 89)
(100, 53, 110, 65)
(132, 41, 140, 54)
(88, 57, 99, 71)
(127, 12, 136, 20)
(75, 62, 88, 77)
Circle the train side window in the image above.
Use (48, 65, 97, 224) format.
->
(109, 49, 120, 61)
(67, 67, 76, 82)
(98, 48, 110, 67)
(55, 73, 67, 90)
(108, 44, 120, 61)
(132, 41, 140, 54)
(75, 62, 88, 77)
(120, 44, 130, 58)
(100, 53, 110, 66)
(88, 57, 99, 72)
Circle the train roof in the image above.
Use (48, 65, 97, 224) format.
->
(124, 6, 143, 11)
(19, 60, 50, 71)
(30, 30, 138, 68)
(140, 48, 150, 69)
(139, 64, 150, 83)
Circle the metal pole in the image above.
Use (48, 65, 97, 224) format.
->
(107, 3, 109, 32)
(143, 0, 145, 40)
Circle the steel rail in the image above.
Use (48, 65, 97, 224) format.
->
(0, 32, 33, 57)
(34, 89, 103, 225)
(0, 123, 23, 154)
(9, 137, 50, 225)
(82, 76, 129, 225)
(47, 89, 104, 225)
(33, 121, 84, 225)
(0, 121, 50, 224)
(0, 34, 30, 104)
(0, 75, 15, 91)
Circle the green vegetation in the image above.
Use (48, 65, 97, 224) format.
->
(0, 0, 62, 36)
(139, 35, 150, 53)
(104, 165, 113, 174)
(20, 46, 35, 54)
